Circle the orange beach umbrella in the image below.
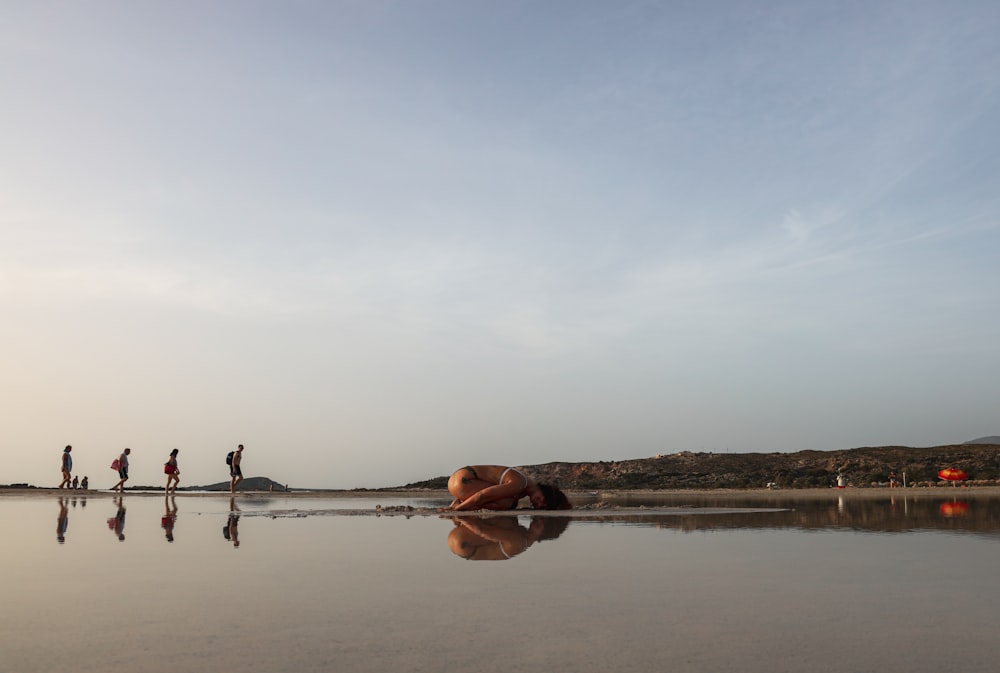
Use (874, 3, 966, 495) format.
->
(938, 468, 967, 484)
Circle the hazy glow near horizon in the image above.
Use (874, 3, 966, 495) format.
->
(3, 2, 999, 489)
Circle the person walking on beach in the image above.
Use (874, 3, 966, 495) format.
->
(444, 465, 572, 511)
(59, 445, 73, 488)
(111, 448, 131, 493)
(229, 444, 244, 493)
(164, 448, 180, 494)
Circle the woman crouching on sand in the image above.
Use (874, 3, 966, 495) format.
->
(445, 465, 571, 511)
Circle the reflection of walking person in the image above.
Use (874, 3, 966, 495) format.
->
(223, 496, 240, 548)
(164, 448, 180, 494)
(57, 497, 69, 544)
(107, 497, 126, 541)
(59, 445, 73, 489)
(162, 495, 177, 542)
(111, 448, 131, 493)
(229, 444, 244, 493)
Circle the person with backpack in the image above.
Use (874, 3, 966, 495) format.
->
(111, 448, 131, 493)
(229, 444, 244, 493)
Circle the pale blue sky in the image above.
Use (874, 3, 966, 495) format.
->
(2, 1, 998, 488)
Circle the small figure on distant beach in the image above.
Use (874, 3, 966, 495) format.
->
(111, 448, 131, 493)
(80, 476, 89, 491)
(444, 465, 571, 511)
(836, 473, 847, 489)
(889, 471, 900, 488)
(164, 449, 180, 494)
(71, 475, 79, 489)
(57, 497, 69, 544)
(229, 444, 245, 493)
(59, 445, 73, 489)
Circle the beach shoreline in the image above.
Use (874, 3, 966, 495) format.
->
(6, 485, 1000, 500)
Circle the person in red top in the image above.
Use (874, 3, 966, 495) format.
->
(164, 448, 180, 494)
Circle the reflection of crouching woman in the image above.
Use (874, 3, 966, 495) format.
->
(447, 516, 570, 560)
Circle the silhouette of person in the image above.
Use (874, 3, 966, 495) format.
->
(107, 497, 126, 541)
(164, 448, 180, 494)
(111, 448, 131, 493)
(223, 497, 241, 548)
(162, 495, 178, 542)
(57, 497, 69, 544)
(59, 445, 73, 489)
(230, 445, 245, 493)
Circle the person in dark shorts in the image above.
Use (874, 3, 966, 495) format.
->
(59, 445, 73, 489)
(112, 448, 131, 493)
(230, 444, 244, 493)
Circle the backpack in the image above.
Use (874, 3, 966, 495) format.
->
(226, 451, 234, 466)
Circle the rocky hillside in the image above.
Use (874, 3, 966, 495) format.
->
(404, 444, 1000, 490)
(966, 436, 1000, 444)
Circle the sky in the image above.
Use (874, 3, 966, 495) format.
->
(2, 1, 999, 489)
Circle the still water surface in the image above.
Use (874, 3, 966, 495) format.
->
(2, 492, 998, 673)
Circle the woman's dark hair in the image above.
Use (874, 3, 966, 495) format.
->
(170, 448, 179, 456)
(536, 483, 572, 510)
(531, 516, 571, 541)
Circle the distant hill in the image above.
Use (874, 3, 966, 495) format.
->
(965, 436, 1000, 445)
(402, 444, 1000, 490)
(187, 477, 290, 492)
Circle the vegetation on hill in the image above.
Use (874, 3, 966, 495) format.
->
(402, 444, 1000, 490)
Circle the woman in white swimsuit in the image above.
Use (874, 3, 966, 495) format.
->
(445, 465, 571, 511)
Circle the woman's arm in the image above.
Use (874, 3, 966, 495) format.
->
(449, 482, 522, 511)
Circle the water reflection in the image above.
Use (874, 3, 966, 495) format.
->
(56, 497, 68, 544)
(106, 497, 126, 541)
(162, 496, 178, 542)
(222, 497, 240, 548)
(446, 516, 570, 560)
(939, 500, 969, 518)
(27, 492, 1000, 547)
(577, 494, 1000, 534)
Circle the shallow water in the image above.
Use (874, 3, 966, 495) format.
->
(2, 493, 998, 673)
